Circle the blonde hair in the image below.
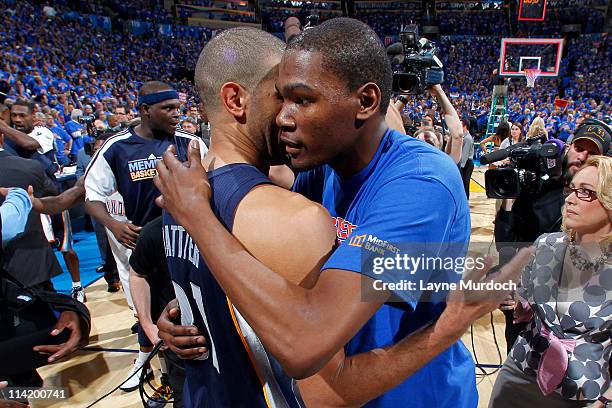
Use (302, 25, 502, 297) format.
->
(527, 116, 547, 139)
(563, 155, 612, 244)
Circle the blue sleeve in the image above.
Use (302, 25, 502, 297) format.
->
(1, 188, 32, 244)
(58, 127, 72, 142)
(322, 176, 467, 307)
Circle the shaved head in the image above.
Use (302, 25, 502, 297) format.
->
(195, 27, 285, 115)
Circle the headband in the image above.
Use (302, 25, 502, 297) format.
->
(137, 90, 179, 108)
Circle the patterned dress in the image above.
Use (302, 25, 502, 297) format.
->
(509, 232, 611, 401)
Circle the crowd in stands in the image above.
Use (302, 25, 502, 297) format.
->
(0, 0, 209, 117)
(438, 11, 511, 36)
(391, 32, 610, 140)
(1, 0, 609, 145)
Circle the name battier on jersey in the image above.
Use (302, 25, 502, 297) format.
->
(163, 164, 305, 408)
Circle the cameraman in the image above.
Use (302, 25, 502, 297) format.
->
(394, 85, 464, 164)
(494, 119, 611, 353)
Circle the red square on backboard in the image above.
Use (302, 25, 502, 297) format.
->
(518, 0, 547, 21)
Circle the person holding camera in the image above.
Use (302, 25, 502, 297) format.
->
(495, 119, 611, 354)
(490, 155, 612, 408)
(394, 84, 464, 164)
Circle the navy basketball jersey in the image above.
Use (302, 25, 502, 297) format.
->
(85, 127, 207, 227)
(163, 163, 305, 408)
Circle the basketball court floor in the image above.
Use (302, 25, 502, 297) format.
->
(31, 169, 509, 408)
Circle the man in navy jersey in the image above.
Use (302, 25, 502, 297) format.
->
(155, 23, 532, 407)
(84, 80, 206, 390)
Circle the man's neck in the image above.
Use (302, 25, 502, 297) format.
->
(204, 125, 269, 175)
(329, 119, 388, 179)
(133, 122, 160, 141)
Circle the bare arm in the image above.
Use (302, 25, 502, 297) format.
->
(129, 269, 159, 344)
(35, 177, 85, 215)
(85, 200, 118, 230)
(429, 86, 462, 164)
(385, 99, 406, 135)
(479, 135, 494, 152)
(268, 165, 295, 189)
(85, 200, 141, 249)
(0, 120, 40, 151)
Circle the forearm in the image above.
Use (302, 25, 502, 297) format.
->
(432, 87, 462, 139)
(0, 123, 39, 150)
(448, 137, 462, 164)
(38, 179, 84, 214)
(311, 320, 463, 406)
(129, 270, 154, 327)
(85, 200, 118, 230)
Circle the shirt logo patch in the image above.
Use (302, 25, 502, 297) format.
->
(349, 234, 367, 247)
(334, 216, 357, 243)
(128, 154, 161, 181)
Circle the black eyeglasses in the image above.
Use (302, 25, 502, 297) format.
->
(563, 187, 598, 202)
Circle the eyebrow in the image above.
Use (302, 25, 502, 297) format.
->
(279, 82, 315, 95)
(572, 182, 595, 189)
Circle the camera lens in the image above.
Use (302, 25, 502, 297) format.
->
(394, 73, 420, 94)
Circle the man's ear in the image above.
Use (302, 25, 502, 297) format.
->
(355, 82, 382, 121)
(220, 82, 248, 120)
(140, 104, 150, 118)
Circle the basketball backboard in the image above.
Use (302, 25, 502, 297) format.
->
(499, 38, 564, 78)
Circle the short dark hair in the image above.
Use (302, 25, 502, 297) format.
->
(12, 99, 35, 113)
(461, 117, 471, 130)
(286, 18, 392, 114)
(195, 27, 285, 115)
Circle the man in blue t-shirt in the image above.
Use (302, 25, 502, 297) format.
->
(155, 19, 531, 407)
(46, 114, 72, 165)
(64, 109, 85, 160)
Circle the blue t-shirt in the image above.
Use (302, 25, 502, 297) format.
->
(293, 129, 478, 407)
(64, 120, 84, 155)
(50, 125, 72, 160)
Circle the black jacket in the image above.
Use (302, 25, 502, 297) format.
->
(0, 149, 62, 287)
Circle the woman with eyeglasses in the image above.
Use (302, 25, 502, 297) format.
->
(490, 155, 612, 408)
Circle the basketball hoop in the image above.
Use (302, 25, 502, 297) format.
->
(524, 68, 541, 88)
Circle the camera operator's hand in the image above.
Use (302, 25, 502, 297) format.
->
(109, 220, 141, 250)
(428, 85, 463, 163)
(33, 311, 89, 363)
(157, 299, 208, 359)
